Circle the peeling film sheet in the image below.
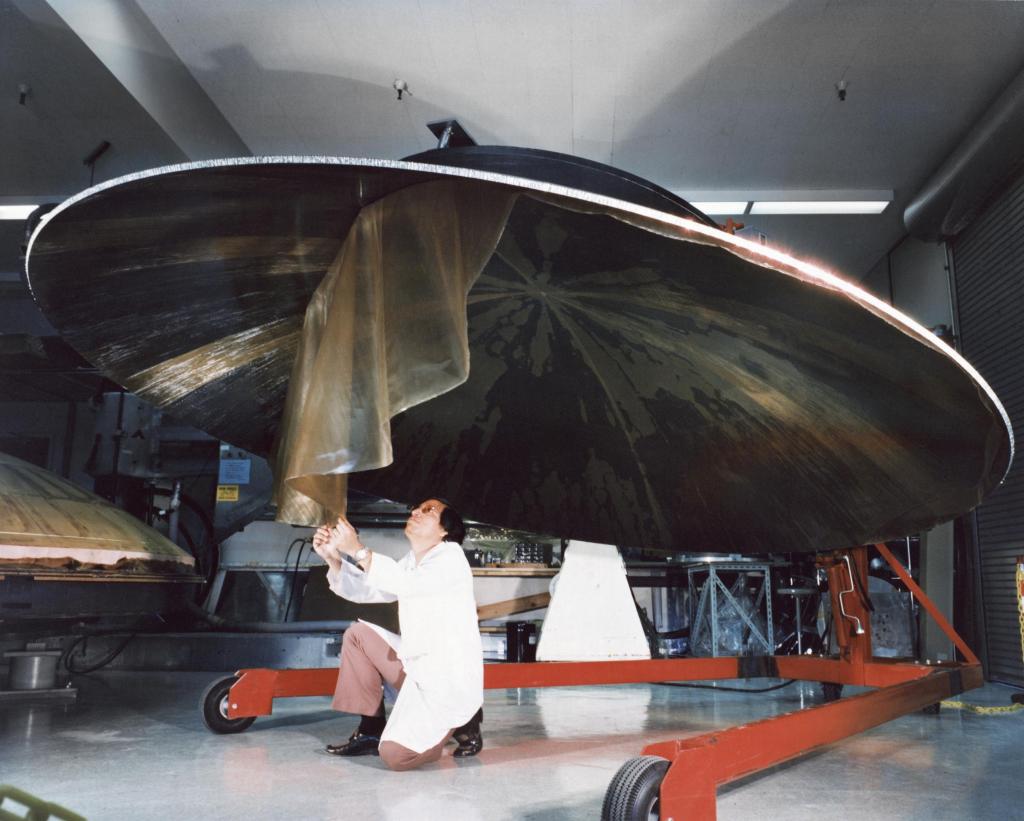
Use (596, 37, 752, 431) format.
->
(273, 180, 517, 523)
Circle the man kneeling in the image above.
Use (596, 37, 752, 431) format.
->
(312, 498, 483, 770)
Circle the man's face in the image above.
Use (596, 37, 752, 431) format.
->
(405, 498, 448, 544)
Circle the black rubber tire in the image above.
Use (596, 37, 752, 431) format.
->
(201, 675, 256, 734)
(821, 682, 843, 702)
(601, 755, 670, 821)
(921, 702, 941, 715)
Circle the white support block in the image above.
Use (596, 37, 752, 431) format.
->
(536, 541, 650, 661)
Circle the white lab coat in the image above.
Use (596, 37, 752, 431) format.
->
(327, 540, 483, 753)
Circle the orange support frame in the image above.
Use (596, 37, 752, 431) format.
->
(222, 545, 981, 821)
(647, 545, 981, 820)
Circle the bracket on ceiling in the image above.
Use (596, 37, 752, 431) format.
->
(426, 119, 476, 149)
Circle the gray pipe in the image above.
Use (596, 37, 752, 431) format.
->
(185, 599, 351, 633)
(904, 64, 1024, 241)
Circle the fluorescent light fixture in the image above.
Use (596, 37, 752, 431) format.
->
(0, 205, 38, 220)
(691, 201, 748, 215)
(681, 190, 892, 216)
(750, 201, 889, 215)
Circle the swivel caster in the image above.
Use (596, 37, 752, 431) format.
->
(201, 675, 256, 734)
(602, 755, 669, 821)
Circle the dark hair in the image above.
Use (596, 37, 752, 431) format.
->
(410, 497, 466, 545)
(439, 504, 466, 545)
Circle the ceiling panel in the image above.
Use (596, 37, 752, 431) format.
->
(1, 0, 187, 196)
(6, 0, 1024, 283)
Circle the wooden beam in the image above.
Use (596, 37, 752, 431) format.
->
(476, 592, 550, 621)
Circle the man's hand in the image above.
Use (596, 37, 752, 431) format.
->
(312, 523, 343, 572)
(312, 516, 366, 571)
(328, 515, 365, 558)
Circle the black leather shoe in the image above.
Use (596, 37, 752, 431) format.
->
(452, 708, 484, 757)
(326, 731, 380, 756)
(453, 729, 483, 757)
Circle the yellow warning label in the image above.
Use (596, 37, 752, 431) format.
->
(216, 485, 239, 502)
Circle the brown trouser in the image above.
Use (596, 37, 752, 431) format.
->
(333, 622, 453, 771)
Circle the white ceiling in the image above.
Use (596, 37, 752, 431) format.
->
(6, 0, 1024, 280)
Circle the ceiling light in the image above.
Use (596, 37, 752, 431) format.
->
(0, 205, 38, 220)
(749, 201, 889, 215)
(681, 190, 892, 216)
(691, 201, 749, 215)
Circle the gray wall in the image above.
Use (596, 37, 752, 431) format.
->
(860, 254, 891, 303)
(0, 400, 97, 489)
(889, 239, 953, 331)
(862, 235, 956, 660)
(860, 236, 955, 334)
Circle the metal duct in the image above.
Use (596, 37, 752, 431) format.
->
(904, 64, 1024, 242)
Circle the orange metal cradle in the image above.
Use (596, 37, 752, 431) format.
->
(200, 544, 980, 821)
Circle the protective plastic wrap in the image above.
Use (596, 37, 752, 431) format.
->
(273, 180, 516, 523)
(867, 576, 915, 658)
(692, 587, 768, 658)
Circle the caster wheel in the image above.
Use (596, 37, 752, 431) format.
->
(821, 682, 843, 702)
(602, 755, 669, 821)
(921, 702, 941, 715)
(201, 675, 256, 734)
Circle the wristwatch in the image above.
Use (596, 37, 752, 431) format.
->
(353, 547, 369, 563)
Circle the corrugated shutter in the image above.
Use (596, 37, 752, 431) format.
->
(952, 175, 1024, 686)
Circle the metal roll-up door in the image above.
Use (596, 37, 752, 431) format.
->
(951, 175, 1024, 686)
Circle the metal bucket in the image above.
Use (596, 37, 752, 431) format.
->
(4, 650, 62, 690)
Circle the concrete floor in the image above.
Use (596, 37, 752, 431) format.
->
(1, 672, 1021, 820)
